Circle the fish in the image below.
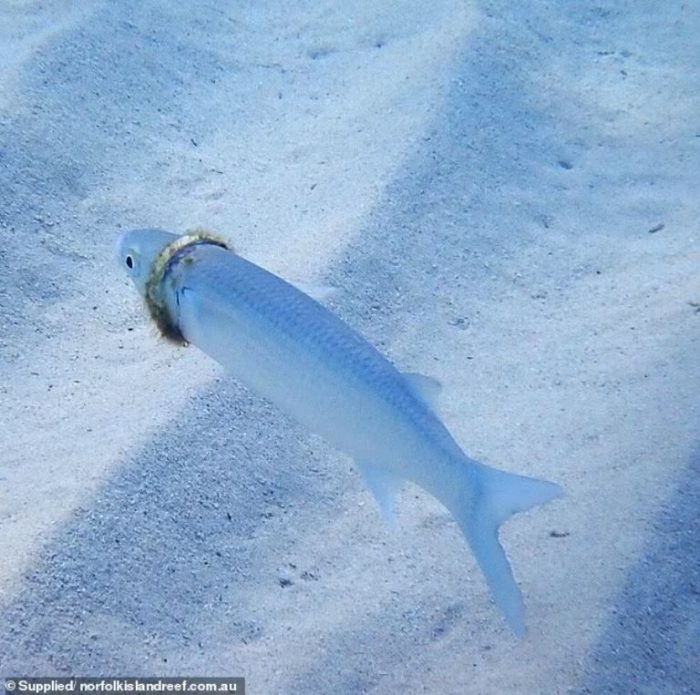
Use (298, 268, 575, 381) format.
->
(116, 227, 563, 636)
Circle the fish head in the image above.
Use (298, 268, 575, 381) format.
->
(116, 228, 179, 296)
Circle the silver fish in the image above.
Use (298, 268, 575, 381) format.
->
(116, 228, 563, 636)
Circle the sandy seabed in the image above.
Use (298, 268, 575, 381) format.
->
(1, 1, 698, 693)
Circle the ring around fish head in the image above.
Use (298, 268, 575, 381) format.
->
(116, 227, 229, 343)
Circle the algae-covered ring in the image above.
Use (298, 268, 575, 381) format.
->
(144, 230, 229, 345)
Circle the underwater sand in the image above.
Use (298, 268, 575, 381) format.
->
(0, 1, 698, 692)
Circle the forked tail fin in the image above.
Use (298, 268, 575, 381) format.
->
(455, 464, 563, 637)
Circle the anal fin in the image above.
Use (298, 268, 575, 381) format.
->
(356, 462, 403, 529)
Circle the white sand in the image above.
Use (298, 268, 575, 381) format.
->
(1, 1, 698, 692)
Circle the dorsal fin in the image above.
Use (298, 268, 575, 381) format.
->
(291, 281, 340, 304)
(402, 371, 443, 409)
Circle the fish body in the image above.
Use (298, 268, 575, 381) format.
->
(117, 228, 562, 635)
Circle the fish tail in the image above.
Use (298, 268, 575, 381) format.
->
(454, 463, 563, 637)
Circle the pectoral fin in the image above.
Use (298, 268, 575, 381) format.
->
(356, 462, 403, 528)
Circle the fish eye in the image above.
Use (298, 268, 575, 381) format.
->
(125, 255, 134, 269)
